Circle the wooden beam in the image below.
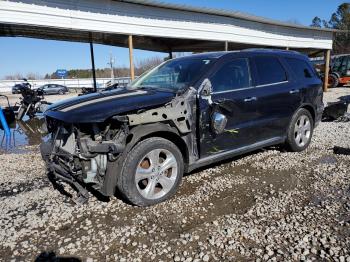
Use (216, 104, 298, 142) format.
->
(308, 50, 324, 58)
(225, 41, 228, 51)
(128, 35, 135, 80)
(323, 49, 331, 92)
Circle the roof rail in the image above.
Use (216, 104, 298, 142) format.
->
(243, 48, 300, 54)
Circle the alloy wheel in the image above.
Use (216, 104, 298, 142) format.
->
(135, 148, 178, 200)
(294, 115, 311, 147)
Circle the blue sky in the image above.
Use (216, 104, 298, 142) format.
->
(0, 0, 344, 79)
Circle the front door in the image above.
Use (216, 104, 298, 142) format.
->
(198, 57, 260, 158)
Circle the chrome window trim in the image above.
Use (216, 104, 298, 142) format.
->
(256, 80, 289, 88)
(212, 85, 255, 94)
(211, 80, 289, 95)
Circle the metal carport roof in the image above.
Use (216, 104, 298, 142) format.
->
(0, 0, 335, 53)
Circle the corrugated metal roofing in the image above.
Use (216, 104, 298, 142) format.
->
(119, 0, 338, 33)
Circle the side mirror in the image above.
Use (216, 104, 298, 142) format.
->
(212, 112, 227, 134)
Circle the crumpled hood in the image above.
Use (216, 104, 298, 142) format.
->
(45, 88, 176, 123)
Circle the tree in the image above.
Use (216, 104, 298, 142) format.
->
(311, 3, 350, 54)
(4, 73, 24, 80)
(135, 56, 163, 76)
(311, 16, 322, 28)
(41, 56, 164, 79)
(329, 3, 350, 53)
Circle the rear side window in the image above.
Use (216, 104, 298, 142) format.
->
(211, 58, 251, 92)
(286, 57, 314, 79)
(254, 56, 287, 85)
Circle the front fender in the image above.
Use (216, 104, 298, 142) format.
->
(100, 123, 183, 196)
(127, 123, 181, 150)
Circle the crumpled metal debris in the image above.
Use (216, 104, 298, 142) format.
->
(322, 101, 349, 121)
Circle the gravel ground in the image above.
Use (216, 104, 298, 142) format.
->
(0, 88, 349, 261)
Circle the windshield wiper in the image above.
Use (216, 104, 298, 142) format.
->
(138, 85, 159, 90)
(134, 85, 178, 93)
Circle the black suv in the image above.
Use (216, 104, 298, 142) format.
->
(41, 50, 323, 206)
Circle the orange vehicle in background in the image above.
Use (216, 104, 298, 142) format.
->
(312, 54, 350, 88)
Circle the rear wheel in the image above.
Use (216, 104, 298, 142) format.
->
(285, 108, 314, 152)
(117, 137, 184, 206)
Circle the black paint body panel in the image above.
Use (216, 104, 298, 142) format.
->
(45, 89, 176, 123)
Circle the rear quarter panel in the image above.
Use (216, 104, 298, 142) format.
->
(282, 55, 323, 124)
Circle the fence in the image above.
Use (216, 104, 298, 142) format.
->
(0, 77, 133, 93)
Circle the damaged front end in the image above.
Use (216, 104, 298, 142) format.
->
(41, 116, 128, 204)
(40, 87, 199, 204)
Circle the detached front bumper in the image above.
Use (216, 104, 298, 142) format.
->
(315, 103, 324, 127)
(40, 130, 125, 202)
(40, 141, 74, 181)
(40, 140, 91, 204)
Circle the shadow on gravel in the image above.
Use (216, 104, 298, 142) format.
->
(47, 173, 73, 198)
(0, 177, 51, 197)
(47, 172, 110, 204)
(35, 251, 81, 262)
(333, 146, 350, 155)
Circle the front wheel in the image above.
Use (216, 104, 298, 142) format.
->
(285, 108, 314, 152)
(117, 137, 184, 206)
(328, 74, 339, 88)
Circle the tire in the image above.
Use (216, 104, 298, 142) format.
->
(117, 137, 184, 206)
(328, 74, 339, 88)
(285, 108, 314, 152)
(58, 90, 64, 95)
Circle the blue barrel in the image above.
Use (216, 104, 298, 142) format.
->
(0, 106, 11, 137)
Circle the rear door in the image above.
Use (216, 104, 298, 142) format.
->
(198, 56, 261, 157)
(50, 84, 60, 94)
(251, 55, 301, 141)
(284, 56, 323, 115)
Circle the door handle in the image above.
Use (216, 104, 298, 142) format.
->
(216, 98, 233, 103)
(289, 89, 300, 94)
(244, 97, 257, 102)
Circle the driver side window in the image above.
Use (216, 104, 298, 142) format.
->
(211, 58, 251, 93)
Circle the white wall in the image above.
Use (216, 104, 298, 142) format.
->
(0, 77, 132, 93)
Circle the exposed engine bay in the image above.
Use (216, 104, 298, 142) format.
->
(40, 88, 198, 204)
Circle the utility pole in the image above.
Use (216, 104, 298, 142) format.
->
(89, 42, 97, 92)
(107, 52, 115, 84)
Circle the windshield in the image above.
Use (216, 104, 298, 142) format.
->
(130, 57, 214, 91)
